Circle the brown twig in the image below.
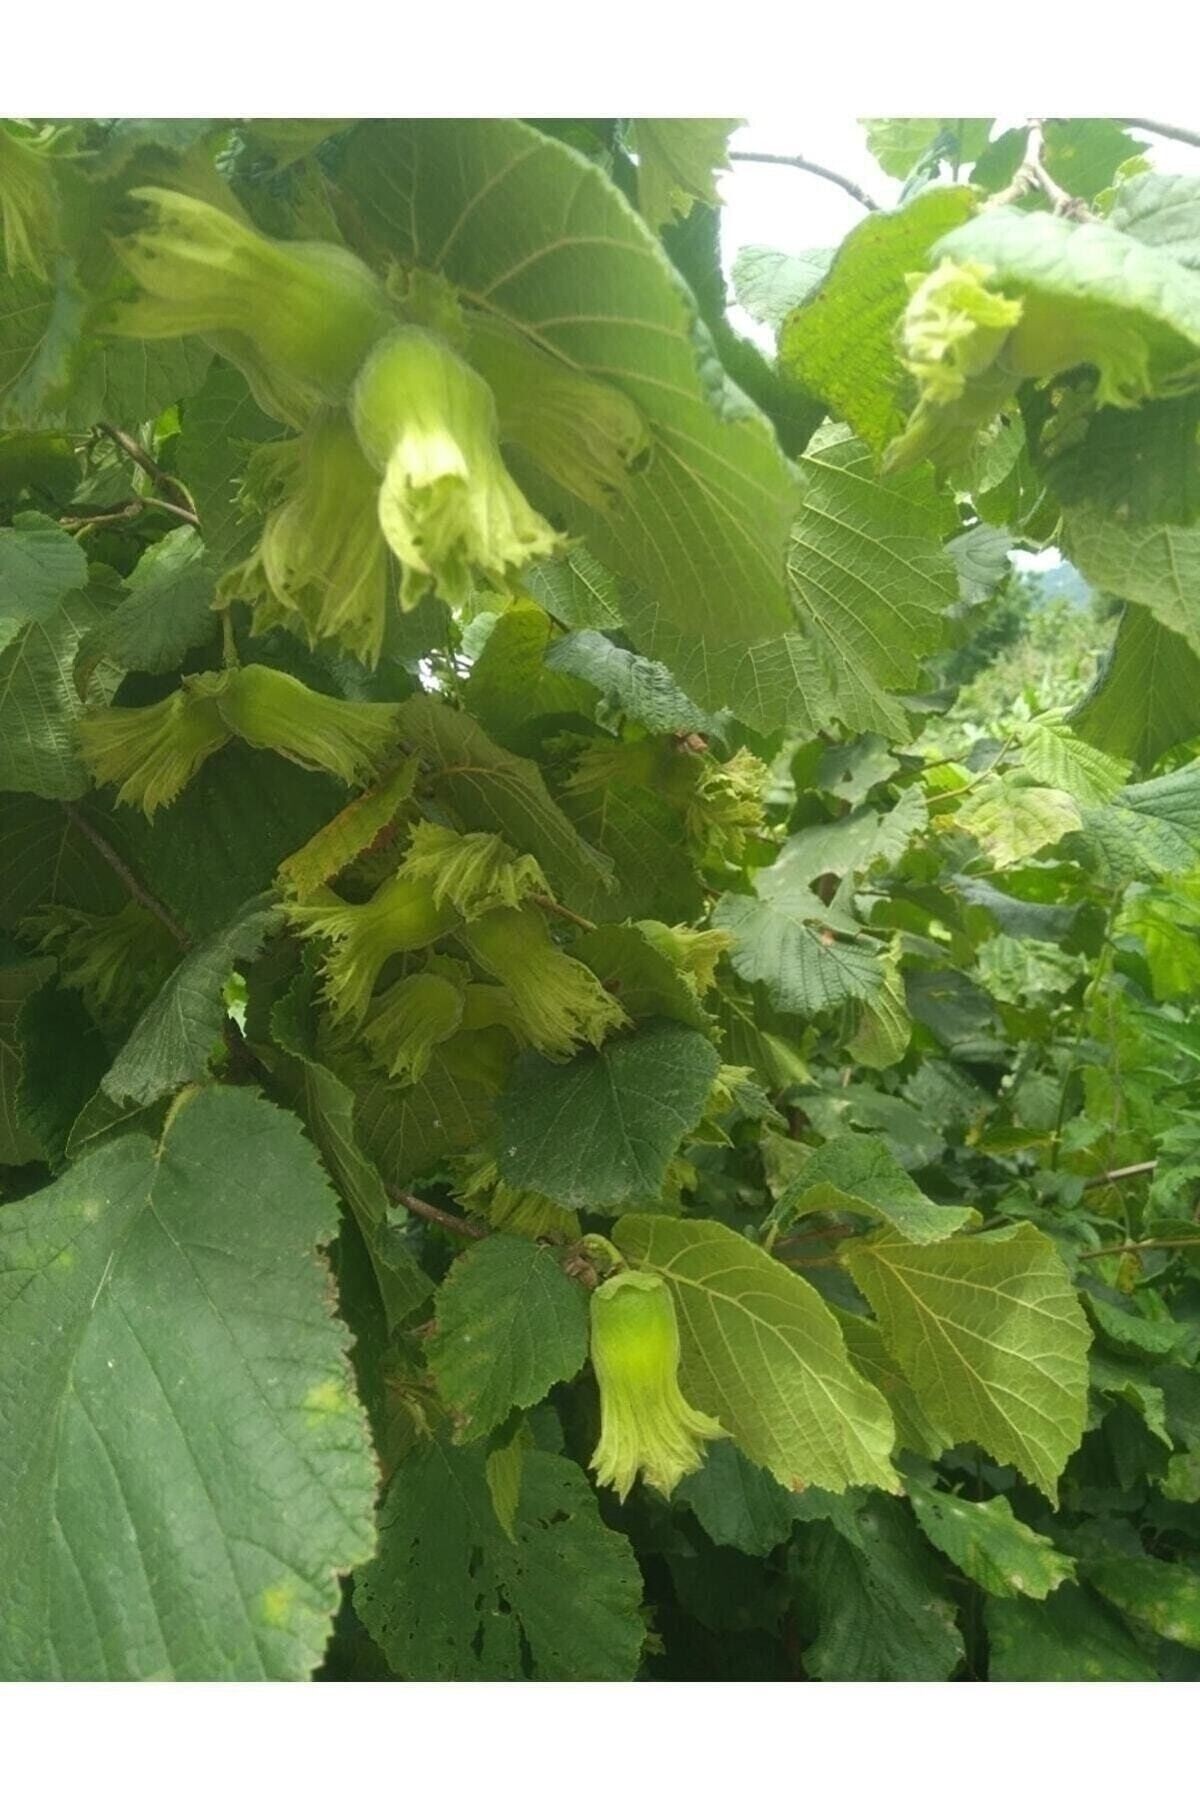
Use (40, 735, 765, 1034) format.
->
(97, 421, 199, 519)
(532, 892, 596, 933)
(390, 1188, 489, 1240)
(60, 495, 200, 535)
(989, 122, 1089, 217)
(728, 149, 879, 212)
(60, 803, 192, 948)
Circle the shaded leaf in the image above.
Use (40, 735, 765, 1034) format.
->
(985, 1585, 1157, 1681)
(0, 1086, 377, 1679)
(102, 899, 277, 1105)
(791, 1494, 964, 1681)
(497, 1020, 719, 1213)
(429, 1235, 589, 1441)
(907, 1478, 1075, 1599)
(354, 1437, 644, 1679)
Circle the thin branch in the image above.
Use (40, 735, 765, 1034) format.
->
(60, 804, 193, 948)
(532, 892, 596, 933)
(97, 421, 199, 517)
(390, 1188, 489, 1240)
(728, 149, 879, 212)
(60, 495, 200, 535)
(1116, 117, 1200, 152)
(1079, 1234, 1200, 1261)
(989, 122, 1090, 218)
(1083, 1160, 1158, 1191)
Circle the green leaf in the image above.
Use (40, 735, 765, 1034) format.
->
(73, 526, 217, 697)
(713, 980, 811, 1094)
(544, 628, 721, 737)
(0, 512, 87, 654)
(354, 1047, 497, 1188)
(12, 979, 108, 1166)
(1081, 759, 1200, 881)
(88, 744, 346, 938)
(463, 601, 593, 755)
(844, 1222, 1091, 1498)
(786, 433, 959, 737)
(341, 119, 799, 723)
(0, 577, 119, 799)
(1072, 605, 1200, 770)
(985, 1585, 1158, 1681)
(791, 1494, 964, 1681)
(613, 1213, 899, 1493)
(496, 1020, 720, 1213)
(779, 188, 976, 451)
(833, 1308, 948, 1458)
(525, 547, 623, 632)
(102, 899, 277, 1106)
(0, 794, 123, 930)
(270, 975, 432, 1329)
(761, 786, 927, 892)
(713, 891, 884, 1018)
(0, 267, 85, 428)
(0, 953, 52, 1164)
(1110, 171, 1200, 270)
(862, 118, 993, 180)
(428, 1235, 589, 1441)
(0, 1086, 376, 1679)
(906, 1478, 1076, 1599)
(395, 694, 613, 917)
(731, 245, 834, 331)
(64, 337, 211, 431)
(676, 1438, 807, 1555)
(558, 767, 701, 924)
(1040, 119, 1148, 202)
(1086, 1555, 1200, 1648)
(354, 1437, 645, 1679)
(1064, 504, 1200, 657)
(627, 119, 738, 232)
(955, 775, 1082, 868)
(1018, 717, 1130, 805)
(175, 360, 281, 567)
(782, 1133, 978, 1243)
(1043, 392, 1200, 527)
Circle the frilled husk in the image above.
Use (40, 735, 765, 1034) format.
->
(351, 325, 564, 609)
(362, 968, 466, 1083)
(225, 416, 394, 666)
(398, 820, 550, 920)
(634, 920, 733, 995)
(459, 905, 627, 1059)
(78, 671, 233, 817)
(284, 874, 456, 1026)
(107, 188, 393, 426)
(215, 663, 402, 786)
(589, 1270, 725, 1500)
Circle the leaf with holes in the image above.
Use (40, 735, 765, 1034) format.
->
(0, 1086, 377, 1679)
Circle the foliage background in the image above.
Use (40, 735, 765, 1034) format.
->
(2, 113, 1200, 1682)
